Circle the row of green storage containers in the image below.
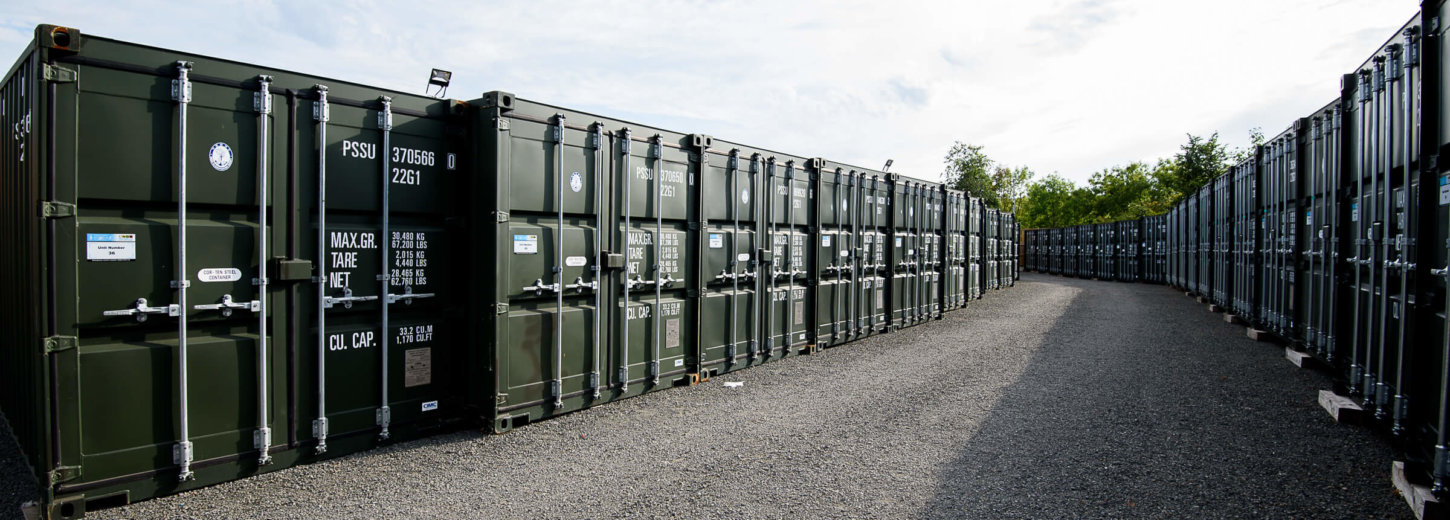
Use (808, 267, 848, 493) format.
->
(1023, 2, 1450, 499)
(1021, 216, 1167, 283)
(0, 25, 1019, 517)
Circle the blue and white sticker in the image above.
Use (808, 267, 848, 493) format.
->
(570, 171, 583, 193)
(512, 234, 538, 254)
(85, 233, 137, 261)
(208, 142, 233, 172)
(708, 233, 724, 249)
(421, 400, 439, 412)
(1440, 175, 1449, 205)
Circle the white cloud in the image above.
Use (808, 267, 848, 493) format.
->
(0, 0, 1418, 185)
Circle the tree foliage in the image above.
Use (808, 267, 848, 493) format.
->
(941, 141, 1034, 211)
(950, 131, 1252, 229)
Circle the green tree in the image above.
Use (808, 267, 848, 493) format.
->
(1087, 162, 1158, 222)
(941, 142, 998, 208)
(992, 165, 1034, 215)
(1163, 132, 1235, 201)
(1020, 174, 1087, 228)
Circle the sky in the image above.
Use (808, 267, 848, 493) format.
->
(0, 0, 1418, 186)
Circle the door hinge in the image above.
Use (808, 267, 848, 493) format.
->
(43, 336, 77, 354)
(40, 201, 75, 218)
(47, 465, 81, 486)
(495, 211, 509, 223)
(43, 64, 77, 83)
(495, 303, 509, 314)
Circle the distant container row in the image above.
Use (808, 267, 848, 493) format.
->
(1024, 3, 1450, 500)
(1021, 216, 1167, 283)
(0, 25, 1019, 517)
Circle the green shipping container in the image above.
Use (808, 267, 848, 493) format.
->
(0, 26, 467, 517)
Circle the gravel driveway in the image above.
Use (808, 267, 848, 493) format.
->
(3, 274, 1411, 519)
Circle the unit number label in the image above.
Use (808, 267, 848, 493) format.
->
(85, 233, 137, 261)
(514, 234, 538, 254)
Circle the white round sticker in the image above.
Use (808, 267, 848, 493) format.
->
(843, 198, 848, 211)
(741, 188, 750, 204)
(570, 171, 583, 193)
(209, 142, 233, 172)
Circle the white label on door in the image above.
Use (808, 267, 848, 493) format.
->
(570, 171, 583, 193)
(208, 142, 234, 172)
(840, 250, 849, 257)
(741, 188, 750, 204)
(738, 253, 751, 262)
(709, 233, 724, 249)
(513, 234, 538, 254)
(674, 359, 684, 367)
(1440, 176, 1449, 205)
(85, 233, 137, 261)
(421, 400, 439, 411)
(895, 237, 903, 247)
(822, 235, 832, 247)
(197, 268, 243, 282)
(565, 256, 587, 267)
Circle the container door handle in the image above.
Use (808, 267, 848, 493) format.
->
(193, 294, 262, 316)
(387, 285, 437, 303)
(323, 287, 378, 309)
(103, 298, 181, 321)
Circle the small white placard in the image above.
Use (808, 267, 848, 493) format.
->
(565, 256, 587, 267)
(86, 233, 136, 261)
(197, 268, 243, 282)
(737, 253, 750, 262)
(708, 233, 724, 249)
(513, 234, 538, 254)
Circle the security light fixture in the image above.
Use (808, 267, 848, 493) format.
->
(426, 68, 452, 98)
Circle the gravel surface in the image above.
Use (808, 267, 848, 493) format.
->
(3, 274, 1411, 519)
(0, 410, 39, 519)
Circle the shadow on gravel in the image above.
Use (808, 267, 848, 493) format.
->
(919, 275, 1408, 519)
(0, 409, 40, 518)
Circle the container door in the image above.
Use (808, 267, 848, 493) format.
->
(763, 158, 813, 354)
(614, 131, 696, 396)
(307, 88, 457, 449)
(814, 163, 847, 347)
(698, 147, 760, 376)
(65, 62, 283, 483)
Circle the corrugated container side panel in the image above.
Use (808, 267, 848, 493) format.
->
(0, 45, 46, 489)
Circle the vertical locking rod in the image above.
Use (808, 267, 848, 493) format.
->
(172, 61, 196, 482)
(312, 84, 331, 454)
(254, 75, 273, 465)
(553, 114, 566, 407)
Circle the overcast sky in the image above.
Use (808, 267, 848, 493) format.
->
(0, 1, 1417, 185)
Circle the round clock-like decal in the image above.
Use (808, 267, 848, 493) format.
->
(209, 142, 234, 172)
